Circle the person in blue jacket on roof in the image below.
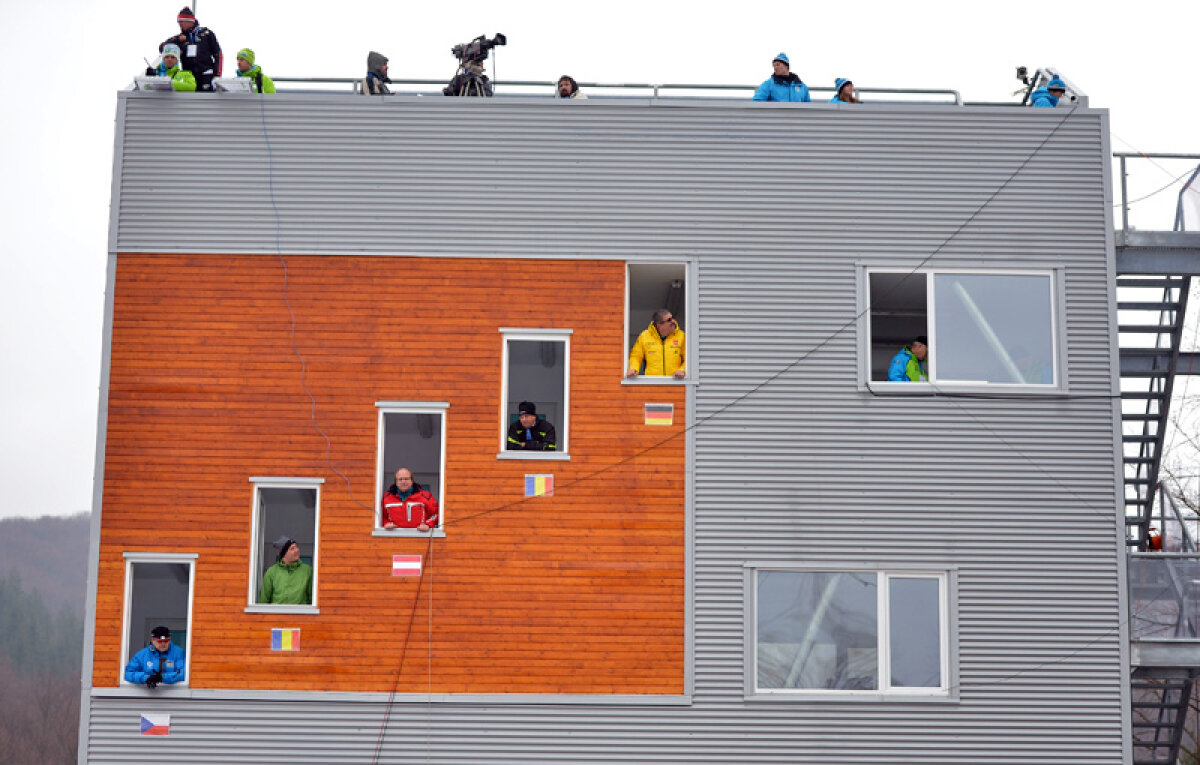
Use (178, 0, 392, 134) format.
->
(830, 77, 859, 103)
(752, 53, 810, 102)
(124, 625, 186, 688)
(1030, 77, 1066, 108)
(887, 335, 929, 382)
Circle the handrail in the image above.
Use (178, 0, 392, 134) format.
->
(1113, 152, 1200, 235)
(1159, 482, 1199, 553)
(269, 76, 963, 103)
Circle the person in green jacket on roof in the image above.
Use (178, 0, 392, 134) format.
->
(259, 537, 313, 604)
(235, 48, 275, 93)
(153, 43, 196, 92)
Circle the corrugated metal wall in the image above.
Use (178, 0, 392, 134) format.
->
(88, 93, 1124, 763)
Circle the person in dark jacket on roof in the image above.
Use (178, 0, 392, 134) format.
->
(381, 468, 440, 531)
(752, 53, 810, 102)
(1030, 77, 1066, 108)
(830, 77, 859, 103)
(364, 51, 392, 95)
(160, 6, 221, 92)
(235, 48, 275, 93)
(507, 401, 557, 451)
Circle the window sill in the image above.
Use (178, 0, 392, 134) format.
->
(372, 528, 446, 538)
(863, 381, 1064, 396)
(496, 451, 570, 461)
(746, 689, 954, 703)
(621, 376, 693, 386)
(243, 605, 320, 615)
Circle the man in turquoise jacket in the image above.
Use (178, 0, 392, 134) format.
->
(259, 537, 313, 604)
(752, 53, 810, 102)
(1030, 77, 1066, 108)
(887, 335, 929, 381)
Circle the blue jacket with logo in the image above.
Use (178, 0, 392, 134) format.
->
(1029, 87, 1059, 108)
(124, 642, 186, 684)
(753, 74, 810, 102)
(887, 347, 928, 382)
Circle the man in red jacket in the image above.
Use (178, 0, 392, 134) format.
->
(381, 468, 439, 531)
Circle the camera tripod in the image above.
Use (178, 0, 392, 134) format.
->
(448, 61, 493, 97)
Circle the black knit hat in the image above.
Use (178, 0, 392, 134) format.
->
(518, 401, 537, 416)
(274, 536, 296, 560)
(150, 625, 171, 639)
(913, 335, 928, 346)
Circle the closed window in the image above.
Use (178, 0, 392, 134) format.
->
(752, 569, 948, 695)
(867, 270, 1058, 386)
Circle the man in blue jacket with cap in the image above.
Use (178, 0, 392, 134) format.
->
(1030, 77, 1067, 108)
(124, 625, 186, 688)
(753, 53, 810, 102)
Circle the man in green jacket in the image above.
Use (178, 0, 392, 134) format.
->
(152, 43, 196, 92)
(259, 537, 313, 604)
(235, 48, 275, 93)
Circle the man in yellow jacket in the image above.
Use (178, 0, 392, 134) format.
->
(626, 309, 686, 379)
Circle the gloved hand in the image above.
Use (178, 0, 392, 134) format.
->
(146, 671, 163, 689)
(145, 66, 157, 76)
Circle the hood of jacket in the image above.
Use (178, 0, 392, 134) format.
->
(773, 72, 804, 85)
(367, 51, 389, 78)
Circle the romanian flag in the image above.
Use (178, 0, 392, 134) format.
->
(140, 713, 170, 736)
(392, 554, 422, 577)
(644, 403, 674, 426)
(271, 628, 300, 651)
(525, 474, 554, 497)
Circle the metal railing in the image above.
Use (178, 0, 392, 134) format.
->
(1114, 152, 1200, 237)
(268, 76, 964, 104)
(1131, 554, 1200, 640)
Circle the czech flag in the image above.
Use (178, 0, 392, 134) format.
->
(644, 403, 674, 426)
(271, 628, 300, 651)
(525, 474, 553, 497)
(392, 554, 422, 577)
(140, 713, 170, 736)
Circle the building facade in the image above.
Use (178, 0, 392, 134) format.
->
(81, 91, 1126, 762)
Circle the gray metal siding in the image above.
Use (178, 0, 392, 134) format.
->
(87, 94, 1125, 763)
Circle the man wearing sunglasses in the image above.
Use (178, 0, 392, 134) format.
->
(626, 309, 686, 380)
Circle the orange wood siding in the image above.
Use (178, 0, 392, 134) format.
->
(95, 254, 687, 694)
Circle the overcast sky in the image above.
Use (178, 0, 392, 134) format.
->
(1, 0, 1197, 521)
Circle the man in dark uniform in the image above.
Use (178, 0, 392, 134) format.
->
(506, 401, 557, 451)
(160, 6, 222, 92)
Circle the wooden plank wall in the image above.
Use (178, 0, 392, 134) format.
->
(95, 254, 687, 694)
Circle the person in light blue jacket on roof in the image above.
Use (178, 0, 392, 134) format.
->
(752, 53, 810, 102)
(829, 77, 859, 103)
(1030, 77, 1066, 108)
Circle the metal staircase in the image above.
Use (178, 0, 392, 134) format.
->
(1117, 274, 1191, 549)
(1132, 672, 1196, 765)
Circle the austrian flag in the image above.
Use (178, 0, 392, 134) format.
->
(392, 554, 422, 577)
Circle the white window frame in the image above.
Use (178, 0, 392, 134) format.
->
(746, 565, 952, 700)
(497, 328, 572, 460)
(373, 401, 449, 537)
(245, 477, 322, 614)
(622, 260, 697, 386)
(120, 552, 197, 687)
(861, 267, 1063, 392)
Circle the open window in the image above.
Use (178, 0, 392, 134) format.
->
(867, 270, 1058, 387)
(750, 568, 949, 697)
(499, 329, 571, 459)
(246, 477, 321, 613)
(121, 553, 195, 686)
(375, 402, 448, 535)
(625, 262, 690, 382)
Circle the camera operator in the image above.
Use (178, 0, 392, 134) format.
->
(444, 59, 493, 97)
